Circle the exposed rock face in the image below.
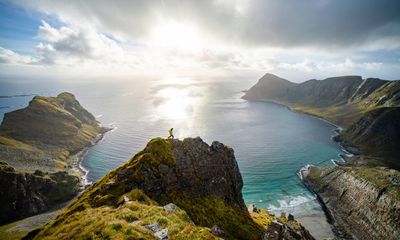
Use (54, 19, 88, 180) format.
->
(0, 161, 80, 225)
(93, 137, 245, 211)
(338, 107, 400, 168)
(303, 166, 400, 240)
(30, 137, 314, 240)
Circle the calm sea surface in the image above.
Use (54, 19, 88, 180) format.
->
(0, 77, 341, 238)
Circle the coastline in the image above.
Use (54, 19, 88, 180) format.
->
(244, 98, 357, 239)
(298, 166, 350, 239)
(71, 127, 112, 187)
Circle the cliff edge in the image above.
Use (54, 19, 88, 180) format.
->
(27, 137, 314, 240)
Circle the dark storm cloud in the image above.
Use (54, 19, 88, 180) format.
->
(14, 0, 400, 49)
(236, 0, 400, 47)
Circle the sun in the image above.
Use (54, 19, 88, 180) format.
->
(149, 21, 204, 52)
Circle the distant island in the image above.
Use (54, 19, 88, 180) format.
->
(0, 92, 109, 225)
(243, 73, 400, 239)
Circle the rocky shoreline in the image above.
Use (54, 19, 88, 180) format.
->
(299, 166, 353, 239)
(301, 166, 400, 240)
(72, 128, 112, 187)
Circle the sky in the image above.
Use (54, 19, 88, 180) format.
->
(0, 0, 400, 82)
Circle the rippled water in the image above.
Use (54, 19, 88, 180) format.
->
(0, 77, 342, 238)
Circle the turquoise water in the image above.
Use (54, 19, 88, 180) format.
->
(0, 77, 341, 237)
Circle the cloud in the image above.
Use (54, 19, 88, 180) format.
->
(35, 20, 124, 64)
(0, 47, 37, 64)
(1, 0, 400, 80)
(277, 58, 385, 74)
(13, 0, 400, 50)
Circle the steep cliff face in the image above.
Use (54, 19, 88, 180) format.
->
(338, 107, 400, 168)
(29, 137, 314, 240)
(364, 80, 400, 108)
(303, 166, 400, 240)
(0, 161, 80, 225)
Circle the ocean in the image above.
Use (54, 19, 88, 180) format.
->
(0, 76, 342, 238)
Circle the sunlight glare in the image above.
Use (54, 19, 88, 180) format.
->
(150, 21, 203, 52)
(156, 87, 194, 120)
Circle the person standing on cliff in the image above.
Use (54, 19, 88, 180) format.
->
(168, 128, 174, 139)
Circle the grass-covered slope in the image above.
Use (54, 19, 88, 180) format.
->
(29, 137, 314, 240)
(0, 92, 106, 172)
(338, 107, 400, 168)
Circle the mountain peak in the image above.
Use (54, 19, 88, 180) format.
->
(260, 73, 291, 82)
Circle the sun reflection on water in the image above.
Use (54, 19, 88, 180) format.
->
(150, 77, 205, 124)
(156, 87, 194, 120)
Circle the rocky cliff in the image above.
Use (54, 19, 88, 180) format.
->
(303, 166, 400, 240)
(0, 161, 80, 225)
(27, 137, 314, 240)
(0, 92, 107, 225)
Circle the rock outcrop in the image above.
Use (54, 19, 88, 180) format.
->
(0, 92, 107, 224)
(0, 161, 80, 225)
(27, 137, 314, 240)
(303, 166, 400, 240)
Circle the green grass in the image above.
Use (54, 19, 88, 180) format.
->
(0, 222, 29, 240)
(307, 166, 400, 202)
(155, 193, 263, 240)
(349, 167, 400, 200)
(34, 190, 219, 240)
